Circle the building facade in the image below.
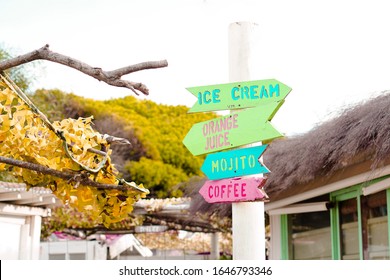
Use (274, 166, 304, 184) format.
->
(264, 92, 390, 260)
(266, 164, 390, 260)
(0, 182, 59, 259)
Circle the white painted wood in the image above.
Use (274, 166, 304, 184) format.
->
(29, 215, 42, 260)
(109, 234, 152, 259)
(0, 219, 22, 259)
(19, 222, 31, 259)
(229, 21, 265, 260)
(12, 195, 43, 205)
(210, 232, 220, 260)
(362, 176, 390, 196)
(232, 201, 266, 259)
(265, 164, 390, 211)
(269, 214, 281, 260)
(29, 196, 57, 206)
(0, 202, 49, 216)
(0, 214, 26, 224)
(0, 214, 42, 259)
(228, 22, 260, 82)
(268, 202, 328, 215)
(40, 240, 107, 260)
(0, 192, 22, 201)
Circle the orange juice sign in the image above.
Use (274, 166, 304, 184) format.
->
(182, 101, 283, 156)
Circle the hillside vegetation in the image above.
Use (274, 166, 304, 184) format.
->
(31, 89, 214, 198)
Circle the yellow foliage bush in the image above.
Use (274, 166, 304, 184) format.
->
(0, 77, 148, 227)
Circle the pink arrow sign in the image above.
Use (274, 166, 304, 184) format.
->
(199, 177, 267, 203)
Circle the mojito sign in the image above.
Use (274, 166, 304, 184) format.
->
(201, 145, 269, 180)
(182, 101, 283, 156)
(187, 79, 291, 113)
(199, 177, 267, 203)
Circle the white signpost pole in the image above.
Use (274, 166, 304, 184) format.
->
(229, 22, 266, 260)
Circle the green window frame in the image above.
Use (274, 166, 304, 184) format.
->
(330, 185, 363, 260)
(280, 179, 390, 260)
(387, 188, 390, 252)
(280, 214, 289, 260)
(330, 183, 390, 260)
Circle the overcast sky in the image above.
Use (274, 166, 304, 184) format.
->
(2, 0, 390, 136)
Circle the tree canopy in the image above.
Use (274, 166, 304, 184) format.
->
(0, 44, 217, 235)
(0, 47, 32, 92)
(0, 77, 149, 227)
(31, 89, 216, 198)
(0, 45, 173, 229)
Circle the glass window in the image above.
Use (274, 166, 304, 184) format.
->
(332, 187, 389, 260)
(339, 198, 360, 260)
(49, 253, 66, 260)
(363, 191, 389, 259)
(69, 253, 86, 260)
(288, 211, 331, 260)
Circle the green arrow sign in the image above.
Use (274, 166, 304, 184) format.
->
(187, 79, 291, 113)
(183, 101, 284, 156)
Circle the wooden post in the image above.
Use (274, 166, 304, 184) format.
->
(210, 232, 220, 260)
(29, 215, 42, 260)
(229, 22, 266, 260)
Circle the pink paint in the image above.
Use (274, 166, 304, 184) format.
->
(204, 131, 230, 151)
(199, 177, 267, 203)
(202, 114, 239, 137)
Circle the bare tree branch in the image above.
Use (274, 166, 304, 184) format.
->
(0, 155, 148, 193)
(0, 44, 168, 95)
(104, 134, 131, 145)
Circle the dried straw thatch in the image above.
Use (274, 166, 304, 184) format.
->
(187, 91, 390, 215)
(264, 91, 390, 198)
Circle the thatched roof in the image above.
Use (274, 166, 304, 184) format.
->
(187, 91, 390, 215)
(264, 90, 390, 199)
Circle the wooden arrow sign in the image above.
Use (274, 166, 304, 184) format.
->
(201, 145, 269, 180)
(187, 79, 291, 113)
(182, 101, 283, 156)
(199, 177, 267, 203)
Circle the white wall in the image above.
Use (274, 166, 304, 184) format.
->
(0, 212, 42, 260)
(40, 240, 107, 260)
(0, 215, 24, 259)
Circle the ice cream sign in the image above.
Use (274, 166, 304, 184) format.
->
(182, 79, 291, 203)
(186, 79, 291, 113)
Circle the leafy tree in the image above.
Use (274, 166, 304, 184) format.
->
(30, 89, 216, 198)
(1, 45, 230, 239)
(0, 45, 167, 227)
(126, 158, 189, 198)
(0, 47, 33, 92)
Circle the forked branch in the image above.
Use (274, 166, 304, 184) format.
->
(0, 44, 168, 95)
